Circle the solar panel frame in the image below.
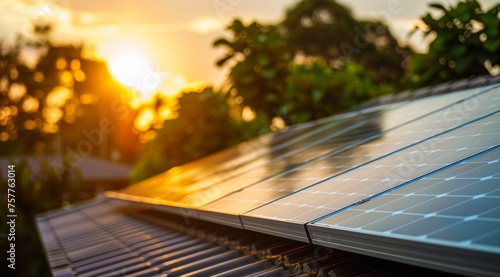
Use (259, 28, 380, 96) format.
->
(307, 221, 500, 277)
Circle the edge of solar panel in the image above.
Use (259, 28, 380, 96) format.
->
(195, 208, 243, 228)
(307, 224, 499, 277)
(356, 74, 500, 110)
(241, 215, 310, 243)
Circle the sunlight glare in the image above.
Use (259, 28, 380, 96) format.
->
(191, 18, 223, 33)
(107, 49, 158, 96)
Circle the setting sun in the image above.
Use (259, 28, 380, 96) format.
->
(107, 49, 159, 99)
(100, 41, 189, 107)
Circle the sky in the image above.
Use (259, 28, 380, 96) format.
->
(0, 0, 498, 98)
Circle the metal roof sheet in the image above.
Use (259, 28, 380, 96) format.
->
(37, 198, 453, 276)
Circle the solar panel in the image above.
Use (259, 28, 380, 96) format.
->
(185, 86, 494, 209)
(241, 111, 500, 239)
(308, 146, 500, 276)
(201, 85, 500, 222)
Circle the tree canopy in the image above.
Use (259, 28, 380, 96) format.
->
(282, 0, 412, 84)
(405, 0, 500, 87)
(213, 0, 405, 128)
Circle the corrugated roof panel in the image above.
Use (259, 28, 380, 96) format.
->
(37, 198, 452, 276)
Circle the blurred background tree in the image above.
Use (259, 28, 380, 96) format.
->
(0, 24, 138, 161)
(404, 0, 500, 87)
(214, 19, 293, 122)
(1, 24, 136, 276)
(281, 0, 413, 84)
(131, 87, 243, 182)
(213, 0, 406, 131)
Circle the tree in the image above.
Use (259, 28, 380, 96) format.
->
(214, 19, 292, 119)
(130, 87, 243, 182)
(282, 0, 412, 84)
(214, 18, 396, 127)
(284, 60, 394, 124)
(0, 25, 89, 153)
(0, 24, 138, 162)
(405, 0, 500, 87)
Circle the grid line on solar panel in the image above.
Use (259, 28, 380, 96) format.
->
(242, 111, 500, 226)
(202, 86, 500, 216)
(311, 146, 500, 254)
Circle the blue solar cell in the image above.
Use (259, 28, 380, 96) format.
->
(310, 146, 500, 262)
(361, 214, 422, 232)
(474, 230, 500, 248)
(438, 197, 500, 217)
(428, 220, 500, 242)
(391, 216, 461, 237)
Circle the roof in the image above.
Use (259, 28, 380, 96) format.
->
(37, 76, 500, 276)
(37, 198, 453, 276)
(1, 155, 132, 186)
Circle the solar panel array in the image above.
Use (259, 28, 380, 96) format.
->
(105, 83, 500, 276)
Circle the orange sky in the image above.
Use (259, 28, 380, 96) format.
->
(1, 0, 497, 99)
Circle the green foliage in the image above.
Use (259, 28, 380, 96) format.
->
(282, 0, 412, 84)
(130, 88, 243, 182)
(214, 17, 396, 128)
(0, 156, 83, 276)
(214, 19, 292, 118)
(282, 0, 359, 60)
(284, 61, 395, 124)
(405, 0, 500, 87)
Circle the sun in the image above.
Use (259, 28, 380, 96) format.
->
(98, 40, 189, 110)
(104, 47, 162, 102)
